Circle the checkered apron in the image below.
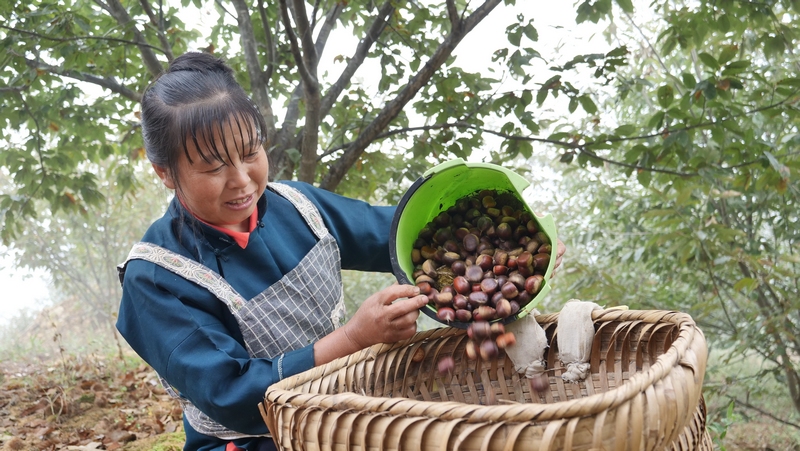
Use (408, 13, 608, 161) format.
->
(120, 182, 346, 440)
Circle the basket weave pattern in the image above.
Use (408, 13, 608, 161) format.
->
(262, 309, 710, 450)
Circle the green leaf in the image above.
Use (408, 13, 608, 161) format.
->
(718, 46, 738, 65)
(702, 81, 717, 100)
(578, 95, 597, 114)
(637, 169, 652, 187)
(657, 85, 674, 108)
(777, 77, 800, 88)
(681, 73, 696, 89)
(733, 277, 758, 292)
(765, 35, 786, 57)
(764, 151, 790, 179)
(721, 60, 750, 76)
(522, 24, 538, 42)
(698, 52, 720, 70)
(536, 88, 548, 105)
(648, 111, 665, 129)
(614, 0, 634, 13)
(717, 14, 731, 33)
(507, 26, 522, 47)
(614, 124, 637, 136)
(521, 89, 533, 106)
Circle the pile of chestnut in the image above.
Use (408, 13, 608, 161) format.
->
(410, 189, 552, 325)
(408, 189, 552, 367)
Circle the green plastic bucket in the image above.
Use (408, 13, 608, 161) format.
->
(389, 159, 558, 328)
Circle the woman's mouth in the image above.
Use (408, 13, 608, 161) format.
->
(226, 194, 253, 208)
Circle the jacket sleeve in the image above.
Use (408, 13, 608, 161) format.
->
(116, 259, 315, 435)
(285, 181, 397, 273)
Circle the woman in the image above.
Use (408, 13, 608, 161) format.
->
(116, 51, 427, 451)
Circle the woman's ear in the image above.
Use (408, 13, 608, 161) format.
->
(152, 164, 176, 190)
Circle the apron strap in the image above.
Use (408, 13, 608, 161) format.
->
(267, 182, 328, 240)
(120, 242, 248, 311)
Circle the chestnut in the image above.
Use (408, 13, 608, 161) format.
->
(480, 278, 498, 295)
(478, 339, 498, 360)
(463, 233, 480, 252)
(465, 340, 478, 360)
(525, 275, 544, 295)
(476, 254, 493, 271)
(453, 294, 469, 310)
(437, 307, 456, 323)
(465, 265, 484, 283)
(467, 291, 489, 308)
(500, 282, 519, 299)
(454, 308, 472, 322)
(422, 259, 438, 278)
(437, 356, 455, 374)
(468, 321, 492, 340)
(495, 298, 513, 318)
(533, 253, 550, 270)
(473, 305, 496, 322)
(451, 260, 467, 276)
(452, 276, 471, 295)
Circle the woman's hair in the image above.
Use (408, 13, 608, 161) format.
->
(140, 52, 268, 193)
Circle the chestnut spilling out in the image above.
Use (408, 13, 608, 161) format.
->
(410, 189, 552, 324)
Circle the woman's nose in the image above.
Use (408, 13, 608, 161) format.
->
(227, 165, 250, 188)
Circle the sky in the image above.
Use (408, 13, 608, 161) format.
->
(0, 251, 50, 326)
(0, 1, 611, 326)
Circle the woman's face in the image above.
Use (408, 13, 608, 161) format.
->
(155, 117, 268, 232)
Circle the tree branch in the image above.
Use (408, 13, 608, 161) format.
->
(279, 0, 316, 89)
(230, 0, 276, 142)
(313, 1, 343, 59)
(270, 2, 342, 181)
(138, 0, 175, 61)
(257, 0, 276, 84)
(98, 0, 164, 77)
(319, 0, 503, 191)
(320, 0, 394, 118)
(19, 55, 141, 102)
(728, 396, 800, 431)
(291, 0, 318, 69)
(279, 0, 321, 182)
(214, 0, 238, 21)
(446, 0, 460, 30)
(0, 85, 29, 94)
(319, 121, 697, 177)
(0, 25, 167, 54)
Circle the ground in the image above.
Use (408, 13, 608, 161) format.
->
(2, 356, 800, 450)
(0, 357, 184, 451)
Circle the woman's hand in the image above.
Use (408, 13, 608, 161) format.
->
(552, 239, 566, 277)
(313, 284, 428, 365)
(343, 284, 428, 349)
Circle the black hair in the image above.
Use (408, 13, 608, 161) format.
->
(140, 52, 268, 194)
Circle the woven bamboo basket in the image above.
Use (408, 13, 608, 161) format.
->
(261, 309, 711, 450)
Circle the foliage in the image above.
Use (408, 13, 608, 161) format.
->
(0, 0, 577, 242)
(1, 160, 168, 358)
(538, 0, 800, 428)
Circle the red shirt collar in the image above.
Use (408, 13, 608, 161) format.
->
(203, 210, 257, 248)
(178, 198, 258, 248)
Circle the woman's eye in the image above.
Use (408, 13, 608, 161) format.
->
(206, 164, 225, 174)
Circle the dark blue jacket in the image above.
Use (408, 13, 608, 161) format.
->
(116, 181, 396, 450)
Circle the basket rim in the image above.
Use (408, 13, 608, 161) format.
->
(264, 309, 707, 423)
